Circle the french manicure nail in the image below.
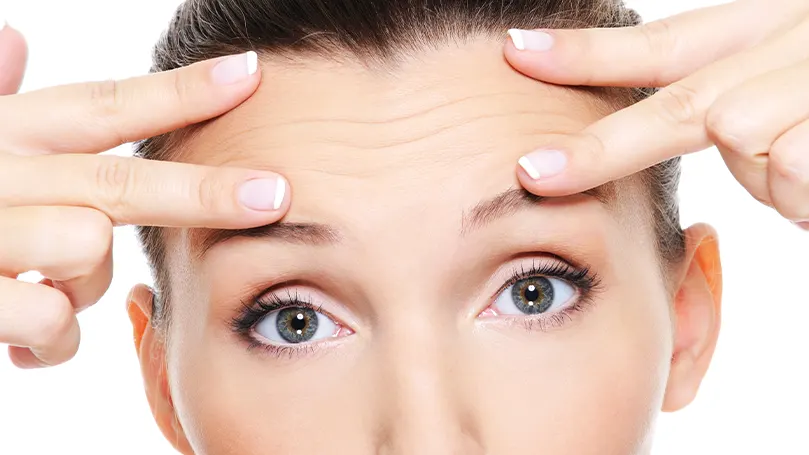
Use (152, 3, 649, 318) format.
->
(212, 51, 259, 85)
(508, 29, 554, 51)
(519, 150, 567, 180)
(239, 177, 287, 211)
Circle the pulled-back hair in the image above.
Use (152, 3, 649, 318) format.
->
(135, 0, 684, 327)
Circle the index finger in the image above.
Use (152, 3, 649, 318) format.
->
(503, 0, 796, 88)
(0, 51, 261, 154)
(516, 17, 809, 196)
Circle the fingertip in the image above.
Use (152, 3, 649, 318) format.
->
(238, 173, 290, 214)
(515, 149, 598, 197)
(503, 29, 568, 83)
(209, 51, 262, 87)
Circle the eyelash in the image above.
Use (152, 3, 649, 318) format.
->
(229, 258, 603, 357)
(229, 290, 334, 358)
(487, 258, 602, 332)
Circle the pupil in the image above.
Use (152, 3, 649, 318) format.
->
(510, 277, 554, 314)
(290, 313, 307, 331)
(276, 307, 319, 343)
(524, 284, 540, 302)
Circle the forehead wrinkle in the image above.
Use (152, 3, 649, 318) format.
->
(186, 86, 593, 166)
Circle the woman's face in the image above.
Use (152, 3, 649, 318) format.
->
(130, 40, 721, 455)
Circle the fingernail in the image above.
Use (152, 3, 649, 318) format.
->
(212, 51, 259, 85)
(518, 150, 567, 180)
(239, 176, 287, 211)
(508, 29, 554, 51)
(794, 221, 809, 231)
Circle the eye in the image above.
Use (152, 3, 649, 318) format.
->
(491, 276, 576, 316)
(255, 306, 339, 345)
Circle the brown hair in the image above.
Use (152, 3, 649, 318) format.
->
(135, 0, 684, 327)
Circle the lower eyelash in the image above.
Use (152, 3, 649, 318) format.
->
(516, 295, 596, 332)
(244, 339, 320, 359)
(492, 259, 602, 332)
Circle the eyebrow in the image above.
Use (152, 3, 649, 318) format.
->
(460, 183, 616, 235)
(191, 222, 341, 258)
(190, 183, 616, 258)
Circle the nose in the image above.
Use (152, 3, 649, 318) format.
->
(374, 314, 485, 455)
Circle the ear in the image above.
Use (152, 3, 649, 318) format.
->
(662, 223, 723, 412)
(127, 284, 194, 454)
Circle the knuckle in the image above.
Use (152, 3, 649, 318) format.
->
(197, 171, 227, 213)
(94, 157, 136, 216)
(578, 131, 607, 164)
(88, 80, 123, 118)
(639, 19, 676, 55)
(70, 210, 113, 274)
(770, 141, 809, 185)
(87, 80, 129, 145)
(705, 105, 758, 159)
(653, 83, 705, 127)
(170, 70, 194, 126)
(29, 292, 74, 349)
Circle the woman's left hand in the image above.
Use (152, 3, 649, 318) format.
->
(503, 0, 809, 229)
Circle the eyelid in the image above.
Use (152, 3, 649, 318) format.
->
(256, 286, 359, 333)
(471, 255, 597, 318)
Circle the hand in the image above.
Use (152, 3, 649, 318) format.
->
(0, 26, 289, 368)
(503, 0, 809, 229)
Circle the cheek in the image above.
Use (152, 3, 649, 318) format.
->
(469, 285, 673, 453)
(166, 325, 373, 455)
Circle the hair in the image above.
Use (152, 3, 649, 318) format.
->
(135, 0, 685, 328)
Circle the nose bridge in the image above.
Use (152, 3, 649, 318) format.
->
(359, 213, 483, 454)
(373, 292, 484, 455)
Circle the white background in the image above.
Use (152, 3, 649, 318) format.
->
(1, 0, 807, 454)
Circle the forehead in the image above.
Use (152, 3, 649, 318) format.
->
(176, 40, 638, 241)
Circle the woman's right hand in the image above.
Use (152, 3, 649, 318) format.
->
(0, 25, 289, 368)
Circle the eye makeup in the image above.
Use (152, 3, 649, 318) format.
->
(477, 257, 603, 332)
(229, 289, 353, 359)
(228, 255, 603, 359)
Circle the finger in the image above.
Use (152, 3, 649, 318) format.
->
(503, 0, 798, 87)
(708, 59, 809, 207)
(0, 276, 80, 368)
(0, 25, 28, 95)
(0, 51, 260, 155)
(0, 206, 113, 310)
(517, 19, 809, 196)
(0, 155, 290, 228)
(768, 118, 809, 222)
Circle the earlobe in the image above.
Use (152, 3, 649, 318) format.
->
(662, 223, 723, 412)
(126, 284, 194, 454)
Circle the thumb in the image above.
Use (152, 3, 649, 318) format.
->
(0, 24, 28, 95)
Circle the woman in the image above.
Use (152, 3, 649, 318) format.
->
(0, 0, 806, 453)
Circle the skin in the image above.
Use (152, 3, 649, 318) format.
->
(505, 0, 809, 229)
(0, 24, 290, 368)
(128, 40, 723, 455)
(2, 0, 805, 372)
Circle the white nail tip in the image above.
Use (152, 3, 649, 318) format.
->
(273, 178, 286, 210)
(518, 156, 540, 180)
(508, 29, 525, 51)
(246, 51, 258, 75)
